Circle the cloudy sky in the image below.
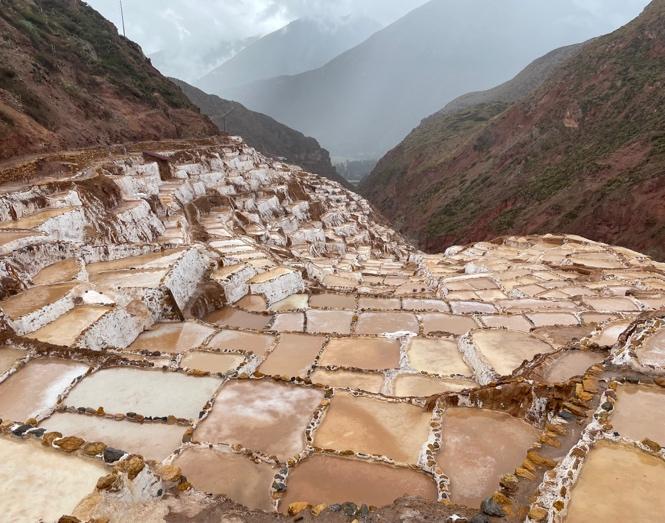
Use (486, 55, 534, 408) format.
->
(87, 0, 650, 81)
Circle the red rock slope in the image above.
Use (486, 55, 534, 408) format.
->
(362, 0, 665, 260)
(0, 0, 217, 162)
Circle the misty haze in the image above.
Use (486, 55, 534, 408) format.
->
(0, 1, 664, 522)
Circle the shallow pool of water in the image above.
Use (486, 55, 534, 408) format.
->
(309, 369, 384, 393)
(180, 351, 245, 374)
(355, 312, 418, 335)
(0, 346, 24, 375)
(392, 375, 476, 397)
(472, 329, 554, 376)
(637, 329, 665, 367)
(0, 359, 88, 421)
(313, 391, 432, 464)
(542, 351, 604, 384)
(437, 407, 539, 507)
(205, 307, 272, 330)
(281, 454, 436, 510)
(406, 337, 471, 376)
(25, 305, 110, 346)
(0, 282, 77, 319)
(271, 312, 304, 332)
(65, 367, 220, 419)
(0, 437, 106, 521)
(305, 310, 354, 334)
(128, 321, 216, 353)
(32, 259, 81, 285)
(174, 447, 276, 511)
(194, 379, 323, 461)
(422, 314, 478, 336)
(318, 337, 400, 371)
(309, 293, 357, 309)
(258, 334, 324, 378)
(206, 330, 274, 356)
(565, 441, 665, 523)
(611, 384, 665, 444)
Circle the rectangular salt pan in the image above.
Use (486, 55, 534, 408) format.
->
(0, 438, 105, 522)
(0, 359, 88, 422)
(65, 367, 220, 419)
(41, 412, 186, 461)
(314, 391, 432, 464)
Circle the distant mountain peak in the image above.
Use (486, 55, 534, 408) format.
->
(197, 15, 381, 92)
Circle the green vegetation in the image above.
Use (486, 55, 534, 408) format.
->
(493, 207, 523, 233)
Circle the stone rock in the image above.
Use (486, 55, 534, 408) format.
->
(115, 454, 145, 480)
(546, 423, 567, 436)
(58, 516, 80, 523)
(156, 464, 182, 482)
(528, 505, 548, 521)
(540, 433, 561, 448)
(642, 438, 662, 452)
(527, 450, 557, 469)
(515, 467, 536, 481)
(499, 473, 519, 492)
(11, 424, 33, 437)
(481, 496, 506, 517)
(575, 383, 593, 402)
(42, 431, 63, 446)
(96, 473, 121, 491)
(562, 401, 587, 417)
(54, 436, 85, 452)
(103, 447, 125, 463)
(470, 514, 490, 523)
(82, 442, 107, 456)
(288, 502, 310, 516)
(582, 376, 599, 393)
(342, 502, 358, 516)
(654, 377, 665, 388)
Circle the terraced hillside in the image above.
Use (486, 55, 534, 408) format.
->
(1, 136, 665, 522)
(0, 0, 217, 161)
(362, 0, 665, 260)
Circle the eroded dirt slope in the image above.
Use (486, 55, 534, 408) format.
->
(0, 0, 217, 161)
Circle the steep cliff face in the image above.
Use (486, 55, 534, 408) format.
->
(173, 80, 348, 186)
(0, 0, 217, 162)
(362, 0, 665, 260)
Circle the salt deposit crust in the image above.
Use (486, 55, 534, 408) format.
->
(0, 137, 665, 521)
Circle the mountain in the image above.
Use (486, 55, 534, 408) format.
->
(173, 80, 347, 186)
(219, 0, 647, 161)
(0, 0, 217, 162)
(362, 0, 665, 260)
(360, 43, 584, 211)
(150, 36, 258, 83)
(198, 16, 381, 92)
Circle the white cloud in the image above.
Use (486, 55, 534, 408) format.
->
(85, 0, 650, 81)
